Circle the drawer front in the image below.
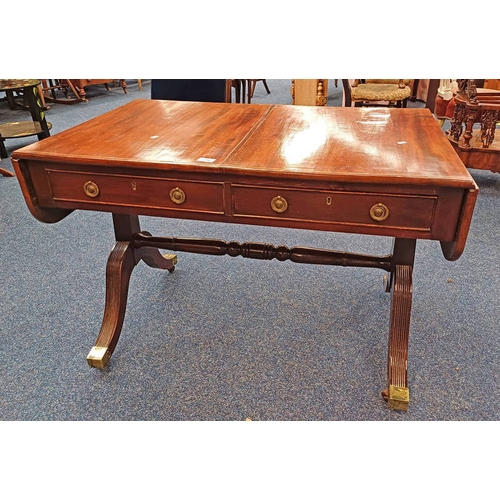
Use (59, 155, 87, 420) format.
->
(46, 170, 225, 214)
(232, 185, 437, 231)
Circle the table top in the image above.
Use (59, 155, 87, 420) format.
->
(0, 79, 41, 91)
(12, 99, 477, 190)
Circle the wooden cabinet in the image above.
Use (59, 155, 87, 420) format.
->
(484, 79, 500, 91)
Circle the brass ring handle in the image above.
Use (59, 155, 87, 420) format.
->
(271, 195, 288, 213)
(170, 187, 186, 205)
(369, 203, 390, 221)
(83, 181, 100, 198)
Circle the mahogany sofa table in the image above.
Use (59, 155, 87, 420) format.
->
(11, 99, 478, 410)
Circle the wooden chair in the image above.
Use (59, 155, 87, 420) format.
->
(0, 80, 52, 167)
(246, 79, 270, 103)
(79, 80, 126, 100)
(40, 79, 85, 104)
(447, 79, 500, 174)
(342, 79, 413, 108)
(230, 79, 245, 103)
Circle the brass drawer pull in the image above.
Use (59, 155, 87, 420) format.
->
(370, 203, 390, 221)
(271, 195, 288, 213)
(170, 187, 186, 205)
(83, 181, 99, 198)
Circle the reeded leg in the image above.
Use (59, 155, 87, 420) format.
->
(87, 214, 176, 368)
(382, 238, 416, 411)
(384, 264, 413, 410)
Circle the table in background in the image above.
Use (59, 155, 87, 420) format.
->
(0, 79, 51, 169)
(11, 100, 478, 410)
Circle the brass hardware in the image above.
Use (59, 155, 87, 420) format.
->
(271, 195, 288, 213)
(369, 203, 389, 221)
(83, 181, 100, 198)
(170, 187, 186, 205)
(326, 196, 332, 206)
(163, 253, 178, 265)
(131, 182, 137, 191)
(86, 346, 111, 369)
(387, 385, 409, 411)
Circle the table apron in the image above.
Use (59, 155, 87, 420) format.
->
(25, 162, 466, 242)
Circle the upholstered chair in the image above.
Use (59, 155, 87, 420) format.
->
(342, 79, 413, 108)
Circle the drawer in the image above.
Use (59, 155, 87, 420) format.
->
(46, 170, 225, 214)
(232, 185, 437, 231)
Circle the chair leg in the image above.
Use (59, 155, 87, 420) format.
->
(0, 167, 15, 176)
(247, 80, 270, 103)
(248, 80, 256, 103)
(411, 79, 419, 101)
(240, 80, 247, 103)
(341, 79, 352, 107)
(233, 82, 239, 103)
(231, 79, 241, 103)
(1, 137, 9, 159)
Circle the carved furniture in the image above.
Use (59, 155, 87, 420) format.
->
(11, 99, 478, 411)
(291, 79, 329, 106)
(343, 79, 413, 108)
(40, 79, 86, 104)
(447, 79, 500, 174)
(0, 79, 51, 165)
(69, 79, 128, 101)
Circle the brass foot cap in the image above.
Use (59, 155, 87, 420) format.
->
(163, 253, 178, 265)
(86, 346, 111, 369)
(387, 385, 410, 411)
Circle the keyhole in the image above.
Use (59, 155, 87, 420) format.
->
(326, 196, 332, 205)
(131, 182, 137, 191)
